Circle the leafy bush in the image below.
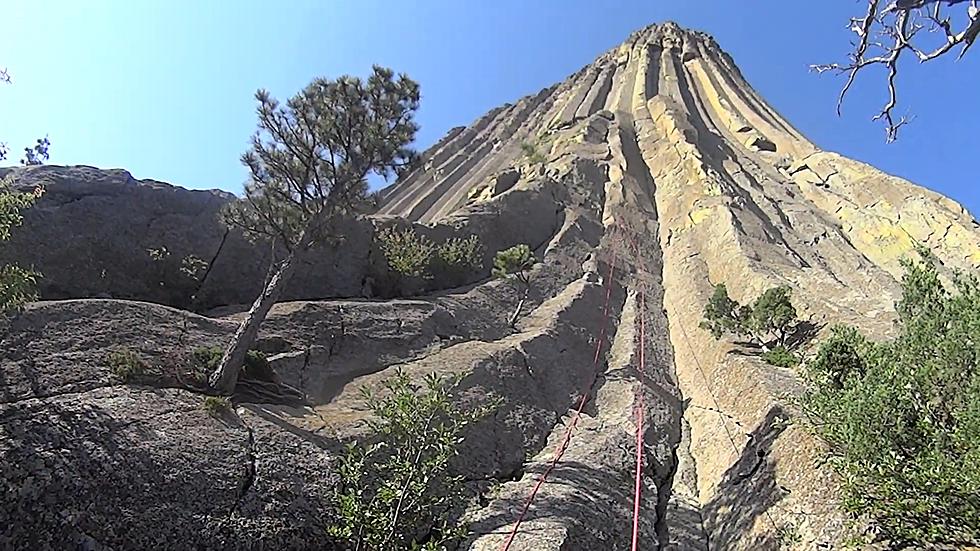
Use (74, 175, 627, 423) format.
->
(492, 244, 534, 280)
(775, 522, 802, 549)
(202, 395, 230, 416)
(192, 346, 224, 371)
(190, 346, 267, 382)
(0, 179, 42, 312)
(519, 141, 545, 164)
(244, 349, 269, 374)
(186, 346, 223, 383)
(700, 283, 802, 365)
(700, 283, 749, 339)
(748, 286, 798, 345)
(378, 226, 435, 279)
(493, 244, 535, 327)
(436, 235, 484, 272)
(0, 264, 38, 313)
(108, 348, 147, 382)
(802, 253, 980, 546)
(760, 345, 799, 368)
(329, 369, 491, 550)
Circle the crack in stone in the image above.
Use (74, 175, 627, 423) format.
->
(231, 412, 257, 516)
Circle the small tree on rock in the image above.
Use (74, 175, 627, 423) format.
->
(747, 286, 798, 349)
(493, 244, 535, 327)
(700, 283, 751, 340)
(209, 66, 420, 394)
(701, 283, 801, 362)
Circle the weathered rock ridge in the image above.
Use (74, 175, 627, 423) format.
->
(3, 21, 980, 551)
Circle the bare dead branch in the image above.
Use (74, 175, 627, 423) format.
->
(813, 0, 979, 141)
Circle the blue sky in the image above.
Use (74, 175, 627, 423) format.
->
(1, 1, 977, 216)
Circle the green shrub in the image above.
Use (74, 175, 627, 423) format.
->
(245, 349, 266, 367)
(436, 235, 484, 272)
(188, 346, 224, 382)
(192, 346, 223, 369)
(191, 346, 266, 380)
(492, 244, 534, 280)
(329, 369, 492, 550)
(108, 348, 146, 382)
(378, 226, 435, 279)
(748, 286, 798, 345)
(760, 345, 799, 368)
(244, 349, 268, 373)
(700, 283, 802, 366)
(0, 179, 42, 312)
(202, 395, 230, 416)
(493, 244, 535, 327)
(519, 141, 545, 164)
(0, 264, 38, 313)
(700, 283, 749, 339)
(805, 325, 868, 390)
(775, 522, 802, 549)
(802, 253, 980, 546)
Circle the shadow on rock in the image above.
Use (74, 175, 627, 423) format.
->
(702, 405, 791, 551)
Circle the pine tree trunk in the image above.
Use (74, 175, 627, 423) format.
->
(209, 248, 300, 394)
(749, 331, 771, 353)
(508, 285, 530, 327)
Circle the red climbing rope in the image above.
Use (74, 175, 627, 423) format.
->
(631, 288, 646, 551)
(617, 225, 649, 550)
(498, 249, 619, 551)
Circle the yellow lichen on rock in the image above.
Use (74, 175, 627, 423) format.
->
(687, 205, 715, 227)
(851, 217, 917, 264)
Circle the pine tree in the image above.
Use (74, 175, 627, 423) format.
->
(493, 244, 535, 327)
(209, 66, 420, 394)
(700, 283, 800, 356)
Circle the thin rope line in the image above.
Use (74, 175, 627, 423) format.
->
(630, 289, 647, 551)
(499, 248, 619, 551)
(665, 293, 784, 535)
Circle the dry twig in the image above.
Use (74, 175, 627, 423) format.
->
(813, 0, 980, 141)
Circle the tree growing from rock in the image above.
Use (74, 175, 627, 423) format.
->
(210, 66, 420, 394)
(701, 283, 802, 365)
(1, 66, 49, 312)
(436, 235, 484, 274)
(0, 180, 43, 312)
(493, 244, 536, 327)
(378, 226, 435, 279)
(814, 0, 979, 141)
(802, 251, 980, 546)
(378, 229, 484, 289)
(330, 369, 491, 550)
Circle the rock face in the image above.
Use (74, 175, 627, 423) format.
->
(0, 165, 384, 309)
(3, 21, 980, 551)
